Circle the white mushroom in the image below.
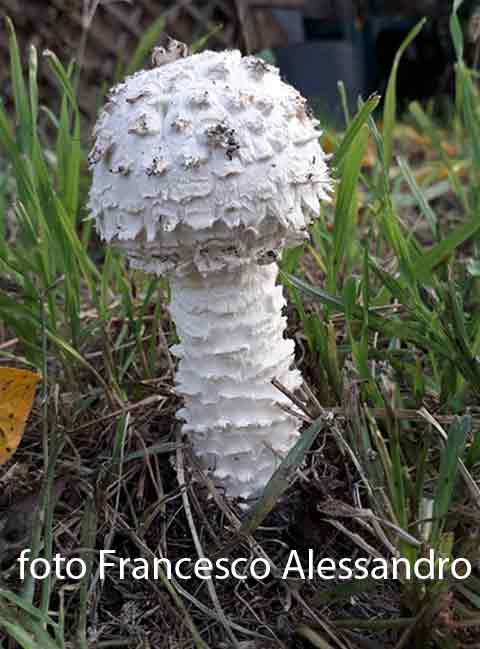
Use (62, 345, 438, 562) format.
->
(88, 49, 331, 501)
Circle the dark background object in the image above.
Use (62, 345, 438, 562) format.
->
(275, 41, 365, 126)
(272, 0, 461, 125)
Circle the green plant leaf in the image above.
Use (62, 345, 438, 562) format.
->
(241, 417, 324, 535)
(333, 94, 380, 170)
(126, 16, 166, 76)
(431, 416, 470, 546)
(383, 19, 426, 169)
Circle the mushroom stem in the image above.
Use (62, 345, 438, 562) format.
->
(169, 262, 302, 499)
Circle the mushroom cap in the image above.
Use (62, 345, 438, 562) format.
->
(88, 49, 331, 275)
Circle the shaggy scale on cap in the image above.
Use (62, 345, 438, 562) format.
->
(88, 49, 330, 274)
(89, 48, 331, 500)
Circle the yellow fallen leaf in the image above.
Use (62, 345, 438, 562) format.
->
(441, 142, 458, 157)
(320, 133, 336, 155)
(361, 138, 376, 169)
(0, 367, 41, 466)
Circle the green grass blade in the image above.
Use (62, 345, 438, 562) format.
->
(397, 156, 438, 238)
(383, 18, 426, 169)
(241, 417, 324, 535)
(76, 498, 97, 649)
(285, 271, 452, 357)
(414, 217, 480, 282)
(331, 124, 369, 283)
(126, 15, 166, 75)
(332, 94, 380, 170)
(0, 591, 58, 629)
(191, 23, 224, 53)
(409, 101, 469, 210)
(450, 0, 465, 61)
(28, 44, 39, 129)
(431, 416, 470, 546)
(5, 16, 32, 154)
(0, 618, 42, 649)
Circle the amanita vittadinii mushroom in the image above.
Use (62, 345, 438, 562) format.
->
(88, 49, 331, 500)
